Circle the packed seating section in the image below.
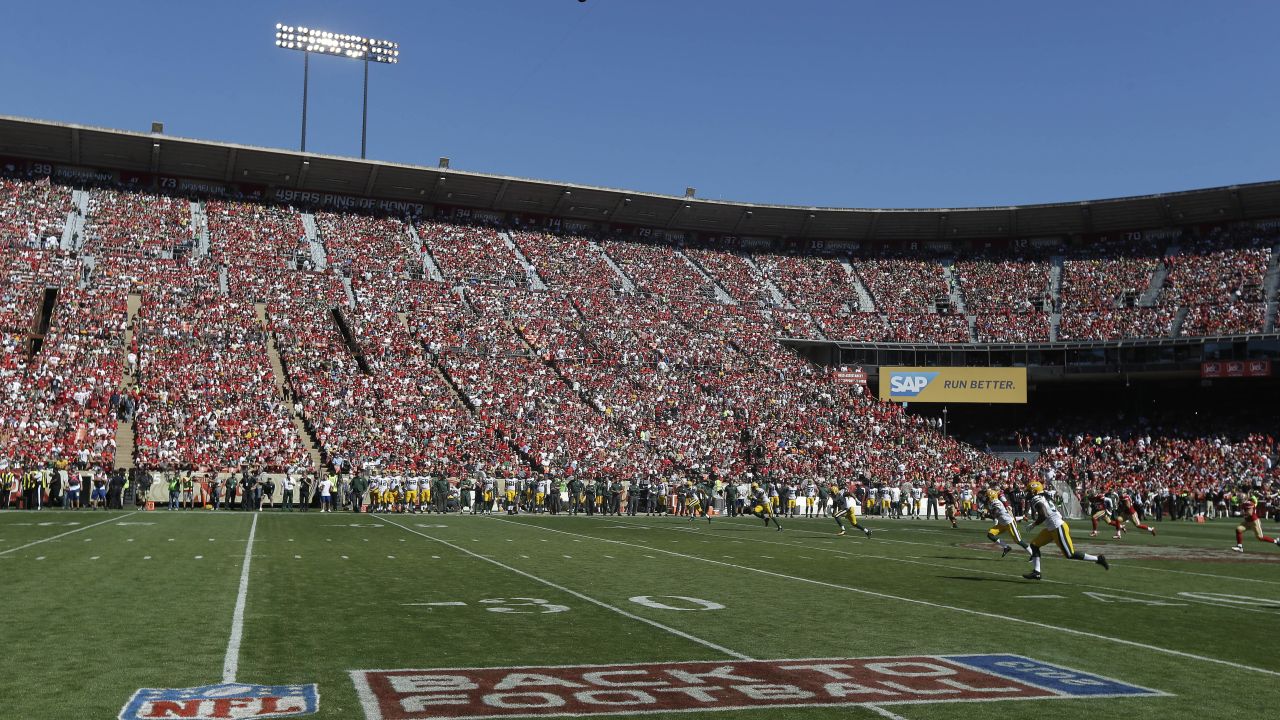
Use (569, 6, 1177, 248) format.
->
(0, 176, 1275, 488)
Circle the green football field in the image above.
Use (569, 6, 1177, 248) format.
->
(2, 509, 1278, 720)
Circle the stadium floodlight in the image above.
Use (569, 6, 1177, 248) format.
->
(275, 24, 400, 157)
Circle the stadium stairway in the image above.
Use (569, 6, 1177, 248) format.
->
(499, 231, 549, 290)
(255, 303, 325, 473)
(113, 294, 141, 471)
(341, 276, 357, 308)
(592, 240, 637, 292)
(1265, 243, 1279, 331)
(405, 223, 442, 281)
(1049, 313, 1061, 342)
(411, 224, 446, 282)
(1048, 255, 1063, 310)
(740, 253, 794, 309)
(1138, 247, 1175, 307)
(62, 189, 90, 251)
(218, 265, 229, 295)
(677, 249, 735, 304)
(301, 213, 328, 270)
(188, 200, 210, 258)
(941, 262, 968, 314)
(838, 258, 877, 312)
(1171, 306, 1190, 337)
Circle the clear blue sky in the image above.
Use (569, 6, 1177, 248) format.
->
(2, 1, 1277, 209)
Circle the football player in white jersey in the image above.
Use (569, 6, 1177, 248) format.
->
(406, 475, 421, 513)
(1023, 481, 1109, 580)
(983, 488, 1031, 558)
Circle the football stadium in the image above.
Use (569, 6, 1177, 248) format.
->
(1, 3, 1278, 720)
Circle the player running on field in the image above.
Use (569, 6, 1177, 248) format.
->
(941, 485, 959, 529)
(830, 484, 872, 538)
(747, 483, 783, 531)
(1023, 481, 1109, 580)
(1231, 496, 1280, 553)
(684, 480, 710, 524)
(1088, 491, 1123, 538)
(984, 487, 1031, 558)
(1115, 491, 1156, 537)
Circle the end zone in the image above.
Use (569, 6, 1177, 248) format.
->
(350, 654, 1167, 720)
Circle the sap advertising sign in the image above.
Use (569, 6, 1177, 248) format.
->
(879, 367, 1027, 404)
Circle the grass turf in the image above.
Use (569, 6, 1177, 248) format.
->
(1, 508, 1277, 719)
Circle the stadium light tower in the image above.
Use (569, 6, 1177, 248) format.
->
(275, 24, 399, 158)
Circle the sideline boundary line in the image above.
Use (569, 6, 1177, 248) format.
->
(376, 515, 752, 661)
(222, 512, 259, 683)
(0, 511, 138, 556)
(489, 516, 1280, 679)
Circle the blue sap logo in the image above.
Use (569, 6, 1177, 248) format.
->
(888, 372, 939, 396)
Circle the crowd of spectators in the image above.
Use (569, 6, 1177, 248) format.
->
(1180, 302, 1267, 337)
(1060, 253, 1160, 310)
(1057, 308, 1176, 341)
(886, 313, 971, 343)
(83, 189, 192, 258)
(953, 256, 1050, 313)
(974, 312, 1051, 343)
(0, 246, 124, 470)
(1, 178, 1278, 492)
(1037, 423, 1278, 518)
(130, 260, 306, 470)
(0, 249, 78, 332)
(1160, 230, 1273, 307)
(599, 240, 718, 301)
(509, 231, 623, 292)
(811, 311, 891, 342)
(854, 257, 951, 313)
(685, 249, 777, 306)
(208, 200, 310, 269)
(419, 221, 525, 287)
(769, 308, 826, 340)
(316, 211, 419, 277)
(753, 254, 859, 311)
(0, 177, 72, 249)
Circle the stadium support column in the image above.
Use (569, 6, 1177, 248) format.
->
(301, 51, 310, 152)
(361, 57, 369, 159)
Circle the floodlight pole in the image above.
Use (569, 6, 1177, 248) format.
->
(361, 57, 369, 159)
(301, 51, 310, 153)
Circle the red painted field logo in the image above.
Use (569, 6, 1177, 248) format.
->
(118, 682, 319, 719)
(351, 655, 1166, 719)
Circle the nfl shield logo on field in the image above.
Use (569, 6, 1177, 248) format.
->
(119, 682, 319, 719)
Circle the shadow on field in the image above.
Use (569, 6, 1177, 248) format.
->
(941, 575, 1025, 584)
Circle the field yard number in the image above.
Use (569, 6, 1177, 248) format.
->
(1177, 592, 1279, 608)
(628, 595, 725, 611)
(478, 597, 569, 614)
(1081, 592, 1186, 606)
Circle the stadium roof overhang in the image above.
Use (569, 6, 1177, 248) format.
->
(3, 114, 1280, 241)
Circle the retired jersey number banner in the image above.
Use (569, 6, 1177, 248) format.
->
(879, 367, 1027, 404)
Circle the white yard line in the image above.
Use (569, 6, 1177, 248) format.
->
(646, 514, 1280, 587)
(376, 515, 752, 660)
(1119, 563, 1280, 586)
(222, 513, 259, 683)
(490, 517, 1280, 679)
(0, 511, 138, 556)
(866, 705, 911, 720)
(610, 517, 1280, 616)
